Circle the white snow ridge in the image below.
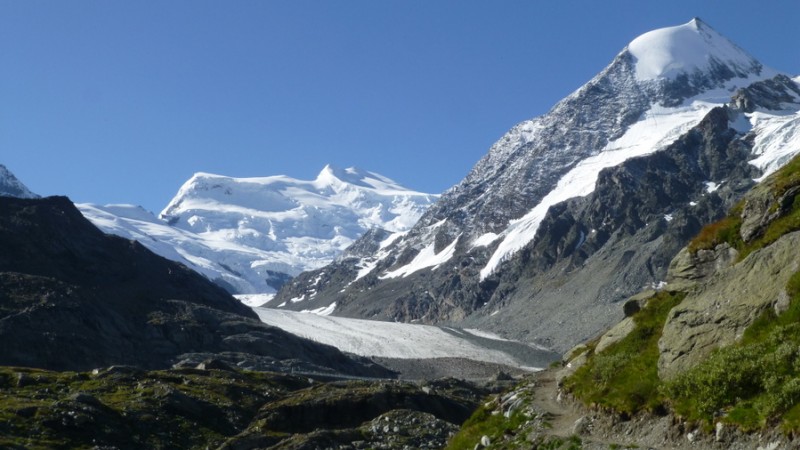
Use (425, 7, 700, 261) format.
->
(627, 18, 762, 81)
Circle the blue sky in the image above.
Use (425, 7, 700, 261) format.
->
(2, 1, 799, 213)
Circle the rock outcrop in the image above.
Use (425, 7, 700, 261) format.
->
(658, 231, 800, 378)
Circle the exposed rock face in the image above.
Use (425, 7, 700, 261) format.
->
(732, 74, 800, 113)
(658, 231, 800, 379)
(739, 182, 800, 242)
(656, 146, 800, 378)
(0, 196, 390, 377)
(667, 244, 739, 285)
(595, 317, 636, 354)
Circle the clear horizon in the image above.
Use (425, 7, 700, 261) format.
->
(3, 1, 799, 214)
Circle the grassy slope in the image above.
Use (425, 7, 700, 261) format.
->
(564, 153, 800, 432)
(563, 292, 684, 416)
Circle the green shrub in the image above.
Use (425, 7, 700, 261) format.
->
(445, 398, 531, 450)
(688, 212, 743, 253)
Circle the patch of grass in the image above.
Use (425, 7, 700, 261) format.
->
(687, 206, 743, 253)
(563, 291, 684, 415)
(444, 401, 530, 450)
(688, 154, 800, 258)
(664, 270, 800, 432)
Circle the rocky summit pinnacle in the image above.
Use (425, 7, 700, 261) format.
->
(0, 164, 39, 199)
(272, 19, 800, 353)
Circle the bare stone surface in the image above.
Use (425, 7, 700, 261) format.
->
(658, 231, 800, 379)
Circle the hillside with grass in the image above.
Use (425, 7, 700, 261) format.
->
(446, 152, 800, 448)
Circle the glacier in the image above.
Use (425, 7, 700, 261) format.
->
(79, 165, 437, 303)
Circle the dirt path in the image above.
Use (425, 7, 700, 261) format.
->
(528, 369, 627, 449)
(530, 370, 584, 437)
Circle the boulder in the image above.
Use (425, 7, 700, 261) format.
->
(667, 244, 738, 285)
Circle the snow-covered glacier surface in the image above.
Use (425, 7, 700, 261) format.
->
(79, 165, 437, 301)
(253, 307, 548, 369)
(748, 81, 800, 179)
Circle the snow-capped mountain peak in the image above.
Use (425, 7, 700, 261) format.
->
(0, 165, 39, 199)
(80, 166, 437, 301)
(627, 18, 764, 81)
(314, 164, 429, 196)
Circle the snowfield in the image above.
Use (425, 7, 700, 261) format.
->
(253, 307, 549, 370)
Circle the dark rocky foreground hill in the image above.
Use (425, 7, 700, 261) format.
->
(0, 365, 502, 449)
(0, 195, 387, 376)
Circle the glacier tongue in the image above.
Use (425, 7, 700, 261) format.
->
(79, 166, 437, 298)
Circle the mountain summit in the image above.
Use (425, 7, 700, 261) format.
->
(0, 164, 38, 199)
(273, 20, 800, 352)
(626, 18, 764, 81)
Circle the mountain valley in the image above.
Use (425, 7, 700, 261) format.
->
(2, 16, 800, 449)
